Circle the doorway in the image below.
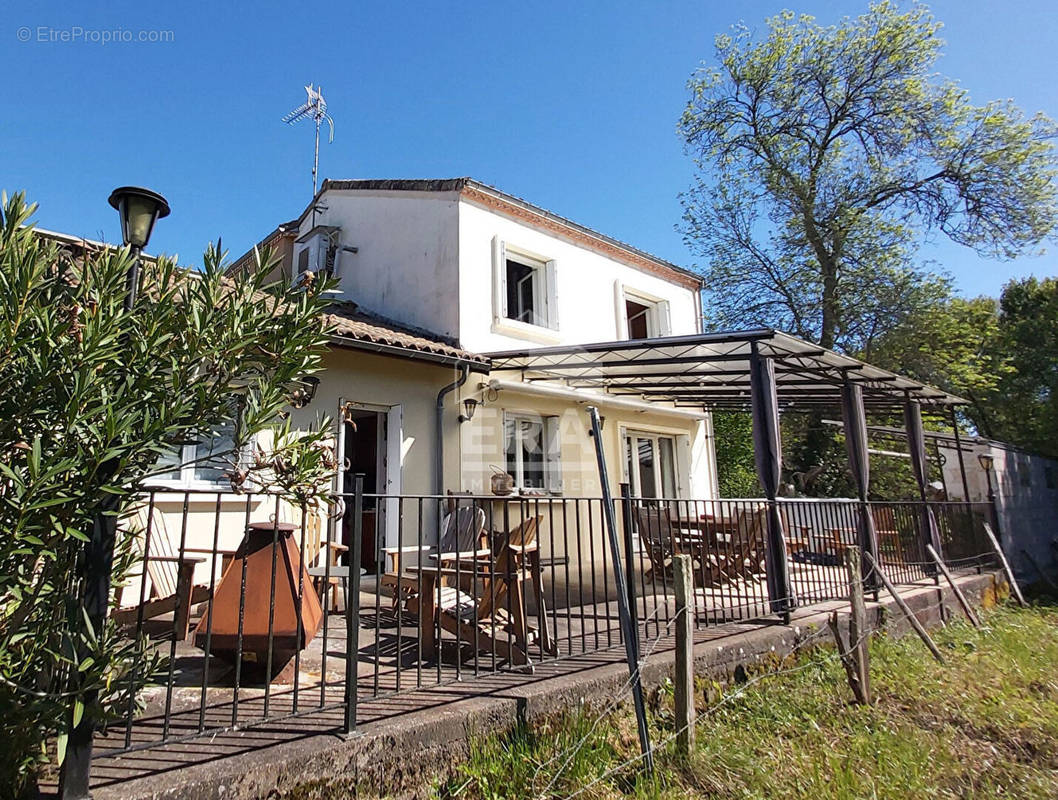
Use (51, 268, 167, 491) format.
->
(624, 431, 679, 499)
(339, 403, 403, 573)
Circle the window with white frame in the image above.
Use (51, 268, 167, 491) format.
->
(150, 417, 241, 488)
(503, 412, 562, 492)
(613, 280, 671, 340)
(624, 431, 678, 499)
(492, 238, 559, 333)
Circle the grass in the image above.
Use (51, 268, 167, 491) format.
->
(431, 603, 1058, 799)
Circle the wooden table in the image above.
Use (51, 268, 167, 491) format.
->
(673, 515, 739, 542)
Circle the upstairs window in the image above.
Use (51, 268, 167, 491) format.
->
(506, 256, 541, 325)
(613, 280, 671, 340)
(492, 237, 559, 335)
(626, 298, 652, 339)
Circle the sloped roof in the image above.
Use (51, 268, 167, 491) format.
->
(324, 303, 490, 371)
(32, 226, 485, 372)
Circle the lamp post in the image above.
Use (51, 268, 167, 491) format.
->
(978, 452, 1001, 542)
(107, 186, 170, 309)
(60, 187, 169, 800)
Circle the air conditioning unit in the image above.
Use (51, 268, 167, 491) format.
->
(294, 225, 341, 282)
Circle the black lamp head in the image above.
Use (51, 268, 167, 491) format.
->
(108, 186, 171, 249)
(459, 398, 479, 423)
(290, 375, 321, 408)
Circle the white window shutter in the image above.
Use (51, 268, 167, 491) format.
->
(492, 236, 507, 322)
(613, 279, 628, 339)
(543, 415, 563, 493)
(545, 260, 559, 330)
(657, 300, 672, 337)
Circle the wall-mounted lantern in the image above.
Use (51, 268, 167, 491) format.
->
(290, 375, 321, 408)
(459, 398, 478, 423)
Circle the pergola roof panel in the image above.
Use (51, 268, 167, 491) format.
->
(486, 329, 965, 411)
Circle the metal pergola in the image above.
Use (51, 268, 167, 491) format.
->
(486, 328, 966, 411)
(487, 328, 969, 618)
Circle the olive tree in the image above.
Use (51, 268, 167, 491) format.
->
(0, 193, 335, 794)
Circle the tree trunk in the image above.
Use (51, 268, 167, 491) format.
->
(820, 255, 839, 350)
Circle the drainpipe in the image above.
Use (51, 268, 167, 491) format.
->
(435, 364, 470, 495)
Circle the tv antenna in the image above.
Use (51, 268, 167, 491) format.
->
(283, 84, 334, 198)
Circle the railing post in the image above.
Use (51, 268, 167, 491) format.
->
(618, 482, 640, 661)
(59, 500, 119, 800)
(343, 474, 364, 736)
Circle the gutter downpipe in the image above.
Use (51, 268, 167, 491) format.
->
(435, 365, 470, 495)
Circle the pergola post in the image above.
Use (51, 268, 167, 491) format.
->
(903, 394, 942, 569)
(840, 378, 880, 592)
(950, 407, 972, 503)
(749, 344, 794, 618)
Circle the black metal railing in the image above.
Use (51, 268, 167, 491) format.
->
(82, 487, 996, 774)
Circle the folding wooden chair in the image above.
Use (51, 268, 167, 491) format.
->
(303, 506, 349, 612)
(381, 491, 488, 608)
(410, 515, 555, 667)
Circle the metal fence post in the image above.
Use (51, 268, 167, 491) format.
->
(59, 499, 119, 800)
(589, 407, 653, 773)
(618, 482, 640, 663)
(343, 474, 364, 735)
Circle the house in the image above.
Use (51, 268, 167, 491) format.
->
(226, 178, 719, 562)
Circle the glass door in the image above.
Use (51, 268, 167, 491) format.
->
(624, 432, 678, 499)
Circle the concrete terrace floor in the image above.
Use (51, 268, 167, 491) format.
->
(41, 562, 994, 799)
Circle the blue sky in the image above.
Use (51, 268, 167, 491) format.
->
(3, 1, 1056, 299)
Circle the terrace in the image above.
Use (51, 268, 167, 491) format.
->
(54, 329, 1003, 796)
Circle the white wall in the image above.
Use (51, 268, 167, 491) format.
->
(456, 198, 699, 353)
(299, 190, 461, 339)
(303, 187, 700, 352)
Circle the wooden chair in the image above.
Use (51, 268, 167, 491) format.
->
(871, 506, 905, 564)
(381, 492, 488, 608)
(732, 507, 768, 578)
(410, 516, 555, 667)
(303, 507, 349, 612)
(632, 505, 676, 580)
(113, 505, 213, 640)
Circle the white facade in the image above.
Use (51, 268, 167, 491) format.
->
(455, 197, 700, 351)
(294, 189, 462, 339)
(280, 179, 717, 507)
(292, 181, 702, 351)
